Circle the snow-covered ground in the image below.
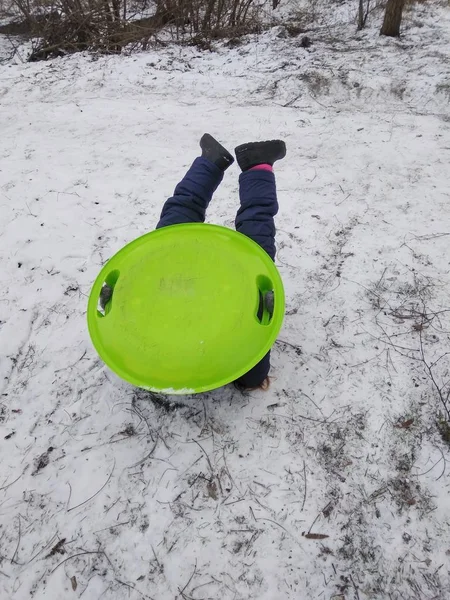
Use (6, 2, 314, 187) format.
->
(1, 2, 450, 598)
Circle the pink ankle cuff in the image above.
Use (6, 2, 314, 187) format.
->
(249, 164, 273, 172)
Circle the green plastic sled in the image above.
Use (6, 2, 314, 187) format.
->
(87, 223, 285, 394)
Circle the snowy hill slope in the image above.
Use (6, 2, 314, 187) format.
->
(1, 2, 450, 599)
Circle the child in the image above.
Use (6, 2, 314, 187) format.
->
(157, 134, 286, 390)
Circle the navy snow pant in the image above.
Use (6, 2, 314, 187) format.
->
(157, 157, 279, 389)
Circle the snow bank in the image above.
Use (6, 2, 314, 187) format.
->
(1, 2, 450, 598)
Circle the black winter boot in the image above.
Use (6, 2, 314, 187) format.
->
(200, 133, 234, 172)
(235, 140, 286, 172)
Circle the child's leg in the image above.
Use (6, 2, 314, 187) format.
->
(157, 134, 234, 229)
(233, 140, 286, 389)
(234, 168, 278, 388)
(235, 167, 278, 260)
(156, 157, 223, 229)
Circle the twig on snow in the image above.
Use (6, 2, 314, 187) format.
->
(419, 326, 450, 421)
(128, 439, 158, 469)
(335, 193, 351, 207)
(281, 93, 302, 107)
(350, 574, 361, 600)
(93, 521, 130, 534)
(259, 411, 329, 424)
(361, 327, 420, 355)
(413, 232, 450, 241)
(126, 403, 153, 435)
(51, 551, 110, 574)
(116, 579, 155, 599)
(301, 460, 307, 511)
(104, 497, 121, 514)
(435, 446, 447, 481)
(55, 351, 87, 373)
(348, 351, 384, 369)
(190, 580, 216, 595)
(66, 482, 72, 511)
(253, 515, 291, 537)
(222, 445, 240, 495)
(178, 559, 197, 599)
(299, 391, 324, 416)
(151, 545, 160, 569)
(0, 473, 23, 492)
(11, 516, 21, 564)
(307, 511, 321, 535)
(25, 202, 37, 217)
(412, 455, 444, 478)
(192, 439, 214, 474)
(275, 338, 303, 354)
(157, 467, 178, 485)
(67, 460, 115, 512)
(26, 533, 58, 564)
(302, 509, 329, 539)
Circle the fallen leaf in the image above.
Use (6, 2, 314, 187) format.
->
(207, 480, 218, 500)
(267, 403, 281, 410)
(303, 532, 330, 540)
(395, 418, 415, 429)
(46, 538, 66, 557)
(71, 576, 77, 591)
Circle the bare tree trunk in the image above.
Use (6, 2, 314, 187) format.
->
(357, 0, 364, 30)
(111, 0, 121, 22)
(380, 0, 405, 37)
(357, 0, 370, 30)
